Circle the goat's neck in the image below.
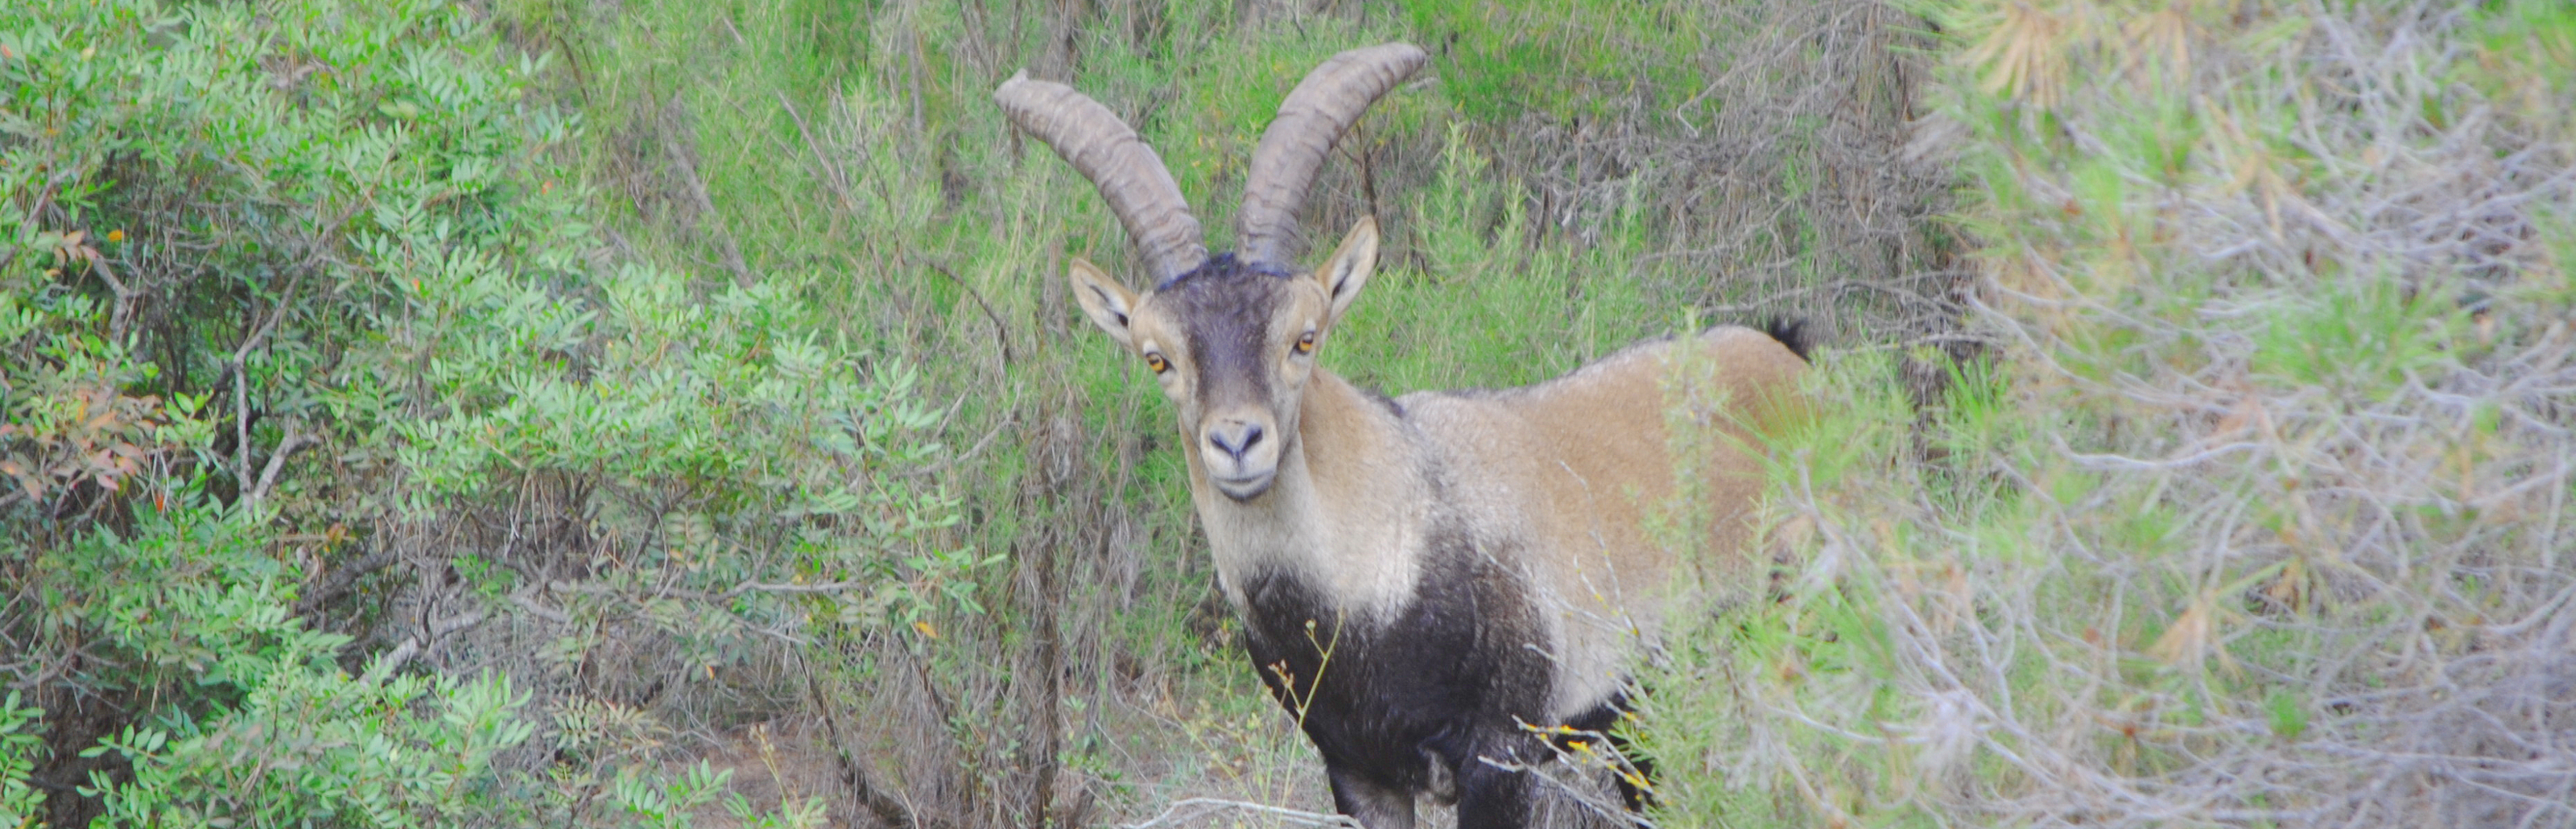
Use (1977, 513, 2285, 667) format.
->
(1189, 369, 1426, 619)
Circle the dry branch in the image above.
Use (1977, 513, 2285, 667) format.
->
(1119, 798, 1364, 829)
(658, 96, 753, 287)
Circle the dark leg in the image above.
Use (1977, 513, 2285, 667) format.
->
(1609, 742, 1656, 812)
(1452, 740, 1535, 829)
(1327, 765, 1417, 829)
(1557, 690, 1655, 815)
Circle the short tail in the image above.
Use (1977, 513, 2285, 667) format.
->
(1759, 318, 1814, 362)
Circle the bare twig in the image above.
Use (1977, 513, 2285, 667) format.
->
(362, 608, 488, 684)
(545, 578, 872, 601)
(225, 266, 310, 491)
(911, 255, 1013, 373)
(778, 90, 857, 214)
(803, 661, 932, 829)
(506, 587, 572, 625)
(295, 546, 400, 616)
(1120, 798, 1362, 829)
(246, 420, 314, 505)
(658, 96, 754, 287)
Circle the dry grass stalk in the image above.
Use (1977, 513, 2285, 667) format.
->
(1678, 1, 2576, 826)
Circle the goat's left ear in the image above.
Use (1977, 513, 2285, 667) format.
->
(1314, 217, 1378, 325)
(1068, 257, 1141, 350)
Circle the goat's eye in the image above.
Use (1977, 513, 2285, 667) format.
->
(1294, 332, 1317, 354)
(1145, 353, 1170, 373)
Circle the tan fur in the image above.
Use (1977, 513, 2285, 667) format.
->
(1396, 326, 1807, 716)
(1072, 219, 1810, 722)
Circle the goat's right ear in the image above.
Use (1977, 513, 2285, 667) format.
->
(1067, 258, 1141, 350)
(1315, 217, 1379, 326)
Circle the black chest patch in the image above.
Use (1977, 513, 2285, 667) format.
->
(1236, 524, 1556, 790)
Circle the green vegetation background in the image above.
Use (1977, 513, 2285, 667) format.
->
(1, 0, 2567, 827)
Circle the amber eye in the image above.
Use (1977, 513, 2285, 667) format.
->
(1294, 332, 1317, 354)
(1145, 353, 1170, 373)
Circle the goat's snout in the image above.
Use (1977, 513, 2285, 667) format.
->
(1208, 421, 1264, 459)
(1200, 417, 1280, 501)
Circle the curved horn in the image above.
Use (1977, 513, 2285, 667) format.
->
(1236, 43, 1428, 268)
(996, 72, 1207, 283)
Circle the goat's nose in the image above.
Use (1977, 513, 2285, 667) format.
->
(1208, 422, 1265, 460)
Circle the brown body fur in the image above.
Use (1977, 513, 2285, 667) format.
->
(1395, 325, 1809, 719)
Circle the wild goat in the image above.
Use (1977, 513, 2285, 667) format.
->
(996, 43, 1811, 829)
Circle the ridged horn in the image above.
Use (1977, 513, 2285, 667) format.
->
(1236, 43, 1428, 269)
(996, 71, 1208, 283)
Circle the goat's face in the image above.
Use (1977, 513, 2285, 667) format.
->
(1068, 218, 1380, 502)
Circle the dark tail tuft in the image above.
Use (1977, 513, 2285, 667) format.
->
(1759, 317, 1814, 362)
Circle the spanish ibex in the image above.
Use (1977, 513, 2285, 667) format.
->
(997, 43, 1811, 829)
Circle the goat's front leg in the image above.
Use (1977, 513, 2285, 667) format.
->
(1452, 739, 1536, 829)
(1327, 765, 1418, 829)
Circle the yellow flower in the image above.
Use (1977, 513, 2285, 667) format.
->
(107, 229, 125, 242)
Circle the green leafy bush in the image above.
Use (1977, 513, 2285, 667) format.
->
(3, 0, 947, 823)
(0, 693, 39, 827)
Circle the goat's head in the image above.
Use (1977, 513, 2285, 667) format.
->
(998, 44, 1423, 501)
(1065, 225, 1377, 501)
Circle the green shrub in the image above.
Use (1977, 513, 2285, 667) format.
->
(3, 0, 944, 823)
(0, 693, 39, 827)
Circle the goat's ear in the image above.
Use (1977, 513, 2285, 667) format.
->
(1315, 217, 1379, 326)
(1068, 258, 1141, 350)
